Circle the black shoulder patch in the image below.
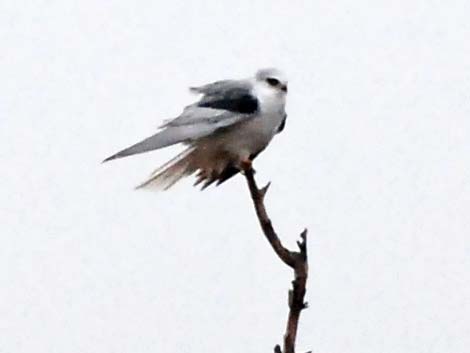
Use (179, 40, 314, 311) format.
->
(198, 93, 258, 114)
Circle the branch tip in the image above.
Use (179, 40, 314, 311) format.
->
(296, 228, 308, 257)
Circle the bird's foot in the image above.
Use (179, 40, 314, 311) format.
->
(239, 159, 255, 174)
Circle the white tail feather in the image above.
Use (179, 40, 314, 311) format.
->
(135, 148, 196, 190)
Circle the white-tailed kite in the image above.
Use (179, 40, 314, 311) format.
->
(103, 68, 288, 190)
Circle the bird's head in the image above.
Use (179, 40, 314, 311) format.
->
(255, 68, 288, 95)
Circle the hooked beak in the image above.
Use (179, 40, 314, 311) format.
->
(281, 84, 288, 93)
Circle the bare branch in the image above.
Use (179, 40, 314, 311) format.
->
(243, 168, 309, 353)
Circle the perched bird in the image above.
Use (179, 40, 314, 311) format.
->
(103, 68, 288, 190)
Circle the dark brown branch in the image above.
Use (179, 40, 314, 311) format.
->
(244, 168, 309, 353)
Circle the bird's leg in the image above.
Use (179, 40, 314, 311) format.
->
(237, 156, 255, 175)
(240, 158, 252, 171)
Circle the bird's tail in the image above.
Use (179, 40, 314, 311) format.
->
(135, 147, 197, 190)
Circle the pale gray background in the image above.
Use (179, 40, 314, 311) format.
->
(1, 1, 469, 352)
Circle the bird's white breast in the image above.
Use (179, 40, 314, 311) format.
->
(252, 83, 286, 137)
(220, 83, 286, 159)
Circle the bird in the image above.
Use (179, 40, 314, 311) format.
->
(103, 68, 288, 190)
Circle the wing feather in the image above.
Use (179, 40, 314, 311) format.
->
(103, 78, 258, 162)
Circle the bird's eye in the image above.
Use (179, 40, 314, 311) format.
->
(266, 78, 280, 86)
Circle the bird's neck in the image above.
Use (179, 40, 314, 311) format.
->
(254, 85, 286, 115)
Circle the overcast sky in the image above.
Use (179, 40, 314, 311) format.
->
(1, 1, 469, 352)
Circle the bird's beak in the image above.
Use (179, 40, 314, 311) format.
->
(281, 84, 288, 93)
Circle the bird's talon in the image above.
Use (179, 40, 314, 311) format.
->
(239, 159, 253, 172)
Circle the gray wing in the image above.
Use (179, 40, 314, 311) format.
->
(103, 79, 258, 162)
